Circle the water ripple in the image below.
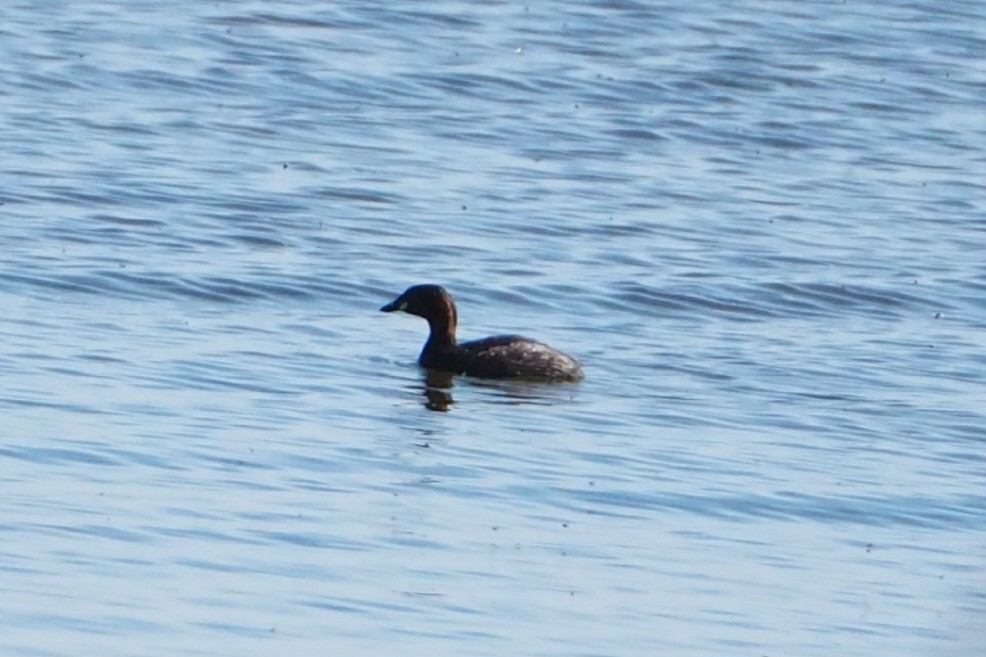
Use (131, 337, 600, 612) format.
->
(1, 1, 983, 655)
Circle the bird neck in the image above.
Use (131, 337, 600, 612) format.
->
(426, 301, 457, 347)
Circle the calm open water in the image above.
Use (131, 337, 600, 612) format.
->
(1, 1, 984, 655)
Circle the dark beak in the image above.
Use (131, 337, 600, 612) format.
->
(380, 298, 400, 312)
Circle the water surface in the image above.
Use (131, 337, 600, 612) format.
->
(1, 1, 984, 655)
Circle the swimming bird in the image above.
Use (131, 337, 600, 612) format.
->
(381, 284, 583, 382)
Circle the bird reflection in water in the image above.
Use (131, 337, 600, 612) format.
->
(421, 370, 455, 412)
(416, 370, 578, 412)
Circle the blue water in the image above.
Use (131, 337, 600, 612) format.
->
(2, 1, 984, 655)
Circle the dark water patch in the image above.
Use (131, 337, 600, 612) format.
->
(395, 8, 482, 28)
(189, 452, 274, 473)
(50, 523, 150, 543)
(199, 193, 308, 215)
(942, 422, 986, 443)
(0, 445, 119, 466)
(109, 273, 267, 303)
(614, 278, 921, 324)
(93, 214, 166, 229)
(219, 12, 340, 30)
(230, 233, 288, 248)
(609, 281, 775, 318)
(191, 621, 282, 639)
(2, 270, 355, 305)
(16, 71, 87, 92)
(0, 273, 109, 297)
(311, 186, 401, 204)
(758, 282, 939, 318)
(100, 448, 186, 471)
(0, 393, 105, 413)
(750, 133, 814, 151)
(409, 72, 539, 102)
(206, 121, 280, 139)
(163, 362, 289, 394)
(247, 530, 370, 551)
(604, 128, 666, 142)
(697, 71, 774, 93)
(565, 489, 986, 529)
(74, 117, 158, 138)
